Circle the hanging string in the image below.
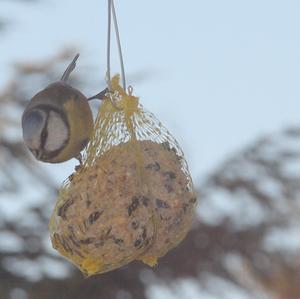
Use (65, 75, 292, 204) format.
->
(111, 0, 126, 90)
(107, 0, 112, 90)
(106, 0, 127, 91)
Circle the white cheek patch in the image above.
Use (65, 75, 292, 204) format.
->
(45, 111, 69, 152)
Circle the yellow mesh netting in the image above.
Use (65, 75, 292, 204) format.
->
(49, 75, 197, 276)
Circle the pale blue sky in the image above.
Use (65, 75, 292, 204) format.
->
(1, 0, 300, 184)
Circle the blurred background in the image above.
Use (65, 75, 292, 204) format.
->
(1, 0, 300, 298)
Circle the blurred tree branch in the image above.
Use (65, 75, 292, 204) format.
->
(1, 47, 300, 299)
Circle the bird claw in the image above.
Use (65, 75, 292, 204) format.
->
(75, 153, 83, 171)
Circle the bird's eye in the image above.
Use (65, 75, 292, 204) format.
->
(41, 130, 48, 141)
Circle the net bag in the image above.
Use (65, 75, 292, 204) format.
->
(49, 76, 197, 276)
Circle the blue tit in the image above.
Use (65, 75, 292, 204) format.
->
(22, 54, 95, 163)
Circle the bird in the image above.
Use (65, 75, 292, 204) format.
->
(22, 54, 99, 163)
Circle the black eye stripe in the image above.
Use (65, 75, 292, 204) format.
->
(30, 104, 69, 130)
(41, 127, 48, 143)
(32, 105, 70, 147)
(30, 104, 71, 161)
(40, 114, 49, 151)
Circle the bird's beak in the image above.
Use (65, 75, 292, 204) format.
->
(31, 149, 43, 160)
(36, 150, 43, 160)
